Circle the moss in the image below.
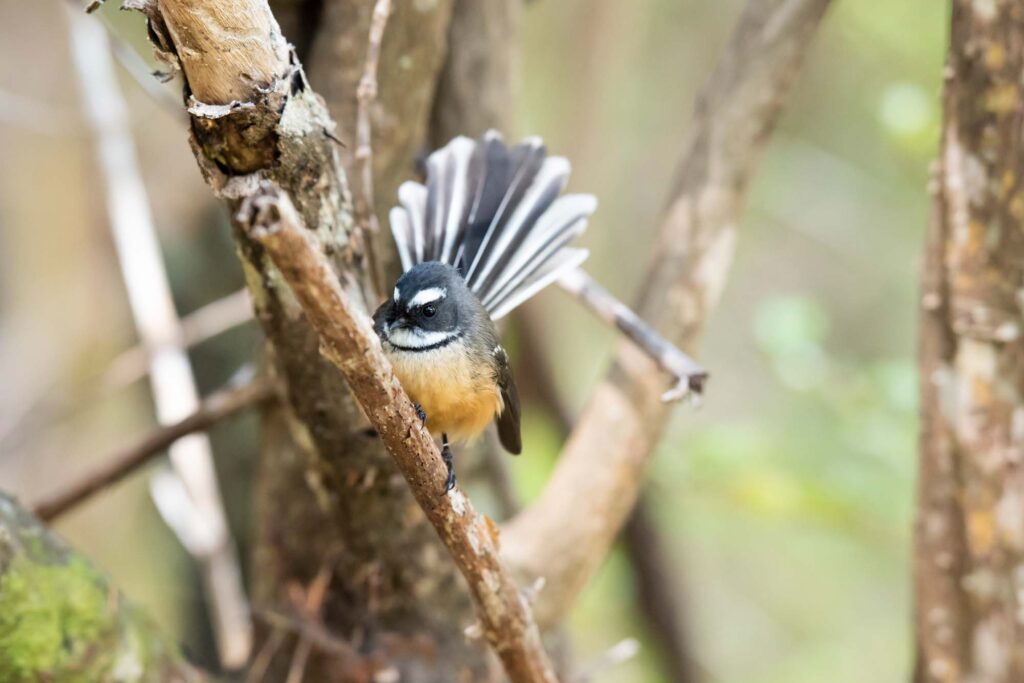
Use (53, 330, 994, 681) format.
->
(0, 555, 120, 682)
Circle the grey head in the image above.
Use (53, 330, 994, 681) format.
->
(373, 262, 487, 352)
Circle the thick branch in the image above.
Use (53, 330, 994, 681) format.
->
(236, 184, 558, 683)
(33, 378, 276, 522)
(502, 0, 833, 626)
(0, 493, 206, 682)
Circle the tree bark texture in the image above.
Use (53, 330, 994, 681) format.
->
(131, 0, 490, 679)
(915, 3, 1024, 682)
(501, 0, 833, 627)
(0, 493, 205, 683)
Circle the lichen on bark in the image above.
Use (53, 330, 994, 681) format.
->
(0, 493, 203, 683)
(915, 3, 1024, 682)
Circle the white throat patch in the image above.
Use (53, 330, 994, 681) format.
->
(386, 325, 458, 349)
(408, 287, 447, 308)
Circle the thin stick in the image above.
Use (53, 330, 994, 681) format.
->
(558, 268, 707, 401)
(66, 9, 253, 668)
(103, 288, 254, 389)
(237, 183, 558, 683)
(33, 377, 275, 522)
(0, 289, 253, 453)
(353, 0, 392, 299)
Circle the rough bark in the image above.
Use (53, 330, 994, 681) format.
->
(0, 493, 205, 682)
(501, 0, 833, 627)
(915, 3, 1024, 682)
(131, 0, 487, 679)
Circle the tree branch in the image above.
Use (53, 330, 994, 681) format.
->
(915, 3, 1024, 679)
(557, 268, 707, 401)
(502, 0, 833, 626)
(236, 183, 558, 683)
(0, 492, 207, 682)
(32, 377, 276, 523)
(352, 0, 391, 298)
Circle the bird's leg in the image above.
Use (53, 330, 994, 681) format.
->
(414, 402, 427, 425)
(441, 433, 456, 492)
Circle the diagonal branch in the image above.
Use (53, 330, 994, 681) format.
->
(32, 377, 276, 522)
(235, 183, 559, 683)
(502, 0, 834, 626)
(558, 268, 707, 401)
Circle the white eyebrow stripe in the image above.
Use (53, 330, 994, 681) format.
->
(393, 287, 401, 302)
(409, 287, 447, 307)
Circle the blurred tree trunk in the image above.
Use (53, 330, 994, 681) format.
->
(915, 3, 1024, 682)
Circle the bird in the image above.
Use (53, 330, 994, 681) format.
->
(373, 131, 597, 491)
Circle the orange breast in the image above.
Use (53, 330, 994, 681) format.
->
(388, 340, 503, 443)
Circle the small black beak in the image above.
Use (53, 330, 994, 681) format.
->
(388, 315, 411, 331)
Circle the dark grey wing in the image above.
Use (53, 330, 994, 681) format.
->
(493, 345, 522, 455)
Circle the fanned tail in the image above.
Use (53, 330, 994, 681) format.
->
(388, 131, 597, 320)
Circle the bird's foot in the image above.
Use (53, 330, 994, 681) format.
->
(414, 402, 427, 425)
(442, 435, 456, 492)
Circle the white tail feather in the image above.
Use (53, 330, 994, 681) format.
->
(387, 132, 597, 318)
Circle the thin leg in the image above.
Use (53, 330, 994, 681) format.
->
(442, 433, 456, 492)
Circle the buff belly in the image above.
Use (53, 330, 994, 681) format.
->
(387, 339, 503, 443)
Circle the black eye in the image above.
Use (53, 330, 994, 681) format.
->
(422, 304, 437, 318)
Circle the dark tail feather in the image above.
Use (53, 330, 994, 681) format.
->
(389, 131, 596, 319)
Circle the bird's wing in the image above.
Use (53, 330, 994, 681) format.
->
(492, 345, 521, 455)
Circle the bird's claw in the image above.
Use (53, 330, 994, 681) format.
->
(442, 439, 456, 492)
(414, 402, 427, 425)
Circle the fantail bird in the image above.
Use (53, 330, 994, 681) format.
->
(373, 131, 597, 491)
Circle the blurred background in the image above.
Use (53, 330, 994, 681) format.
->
(0, 1, 943, 681)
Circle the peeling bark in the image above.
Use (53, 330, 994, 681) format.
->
(0, 493, 205, 682)
(915, 4, 1024, 682)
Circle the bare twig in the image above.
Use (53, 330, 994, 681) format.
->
(236, 183, 558, 683)
(502, 0, 833, 627)
(67, 8, 253, 667)
(32, 376, 275, 522)
(103, 288, 254, 389)
(557, 268, 707, 402)
(0, 289, 253, 455)
(353, 0, 392, 299)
